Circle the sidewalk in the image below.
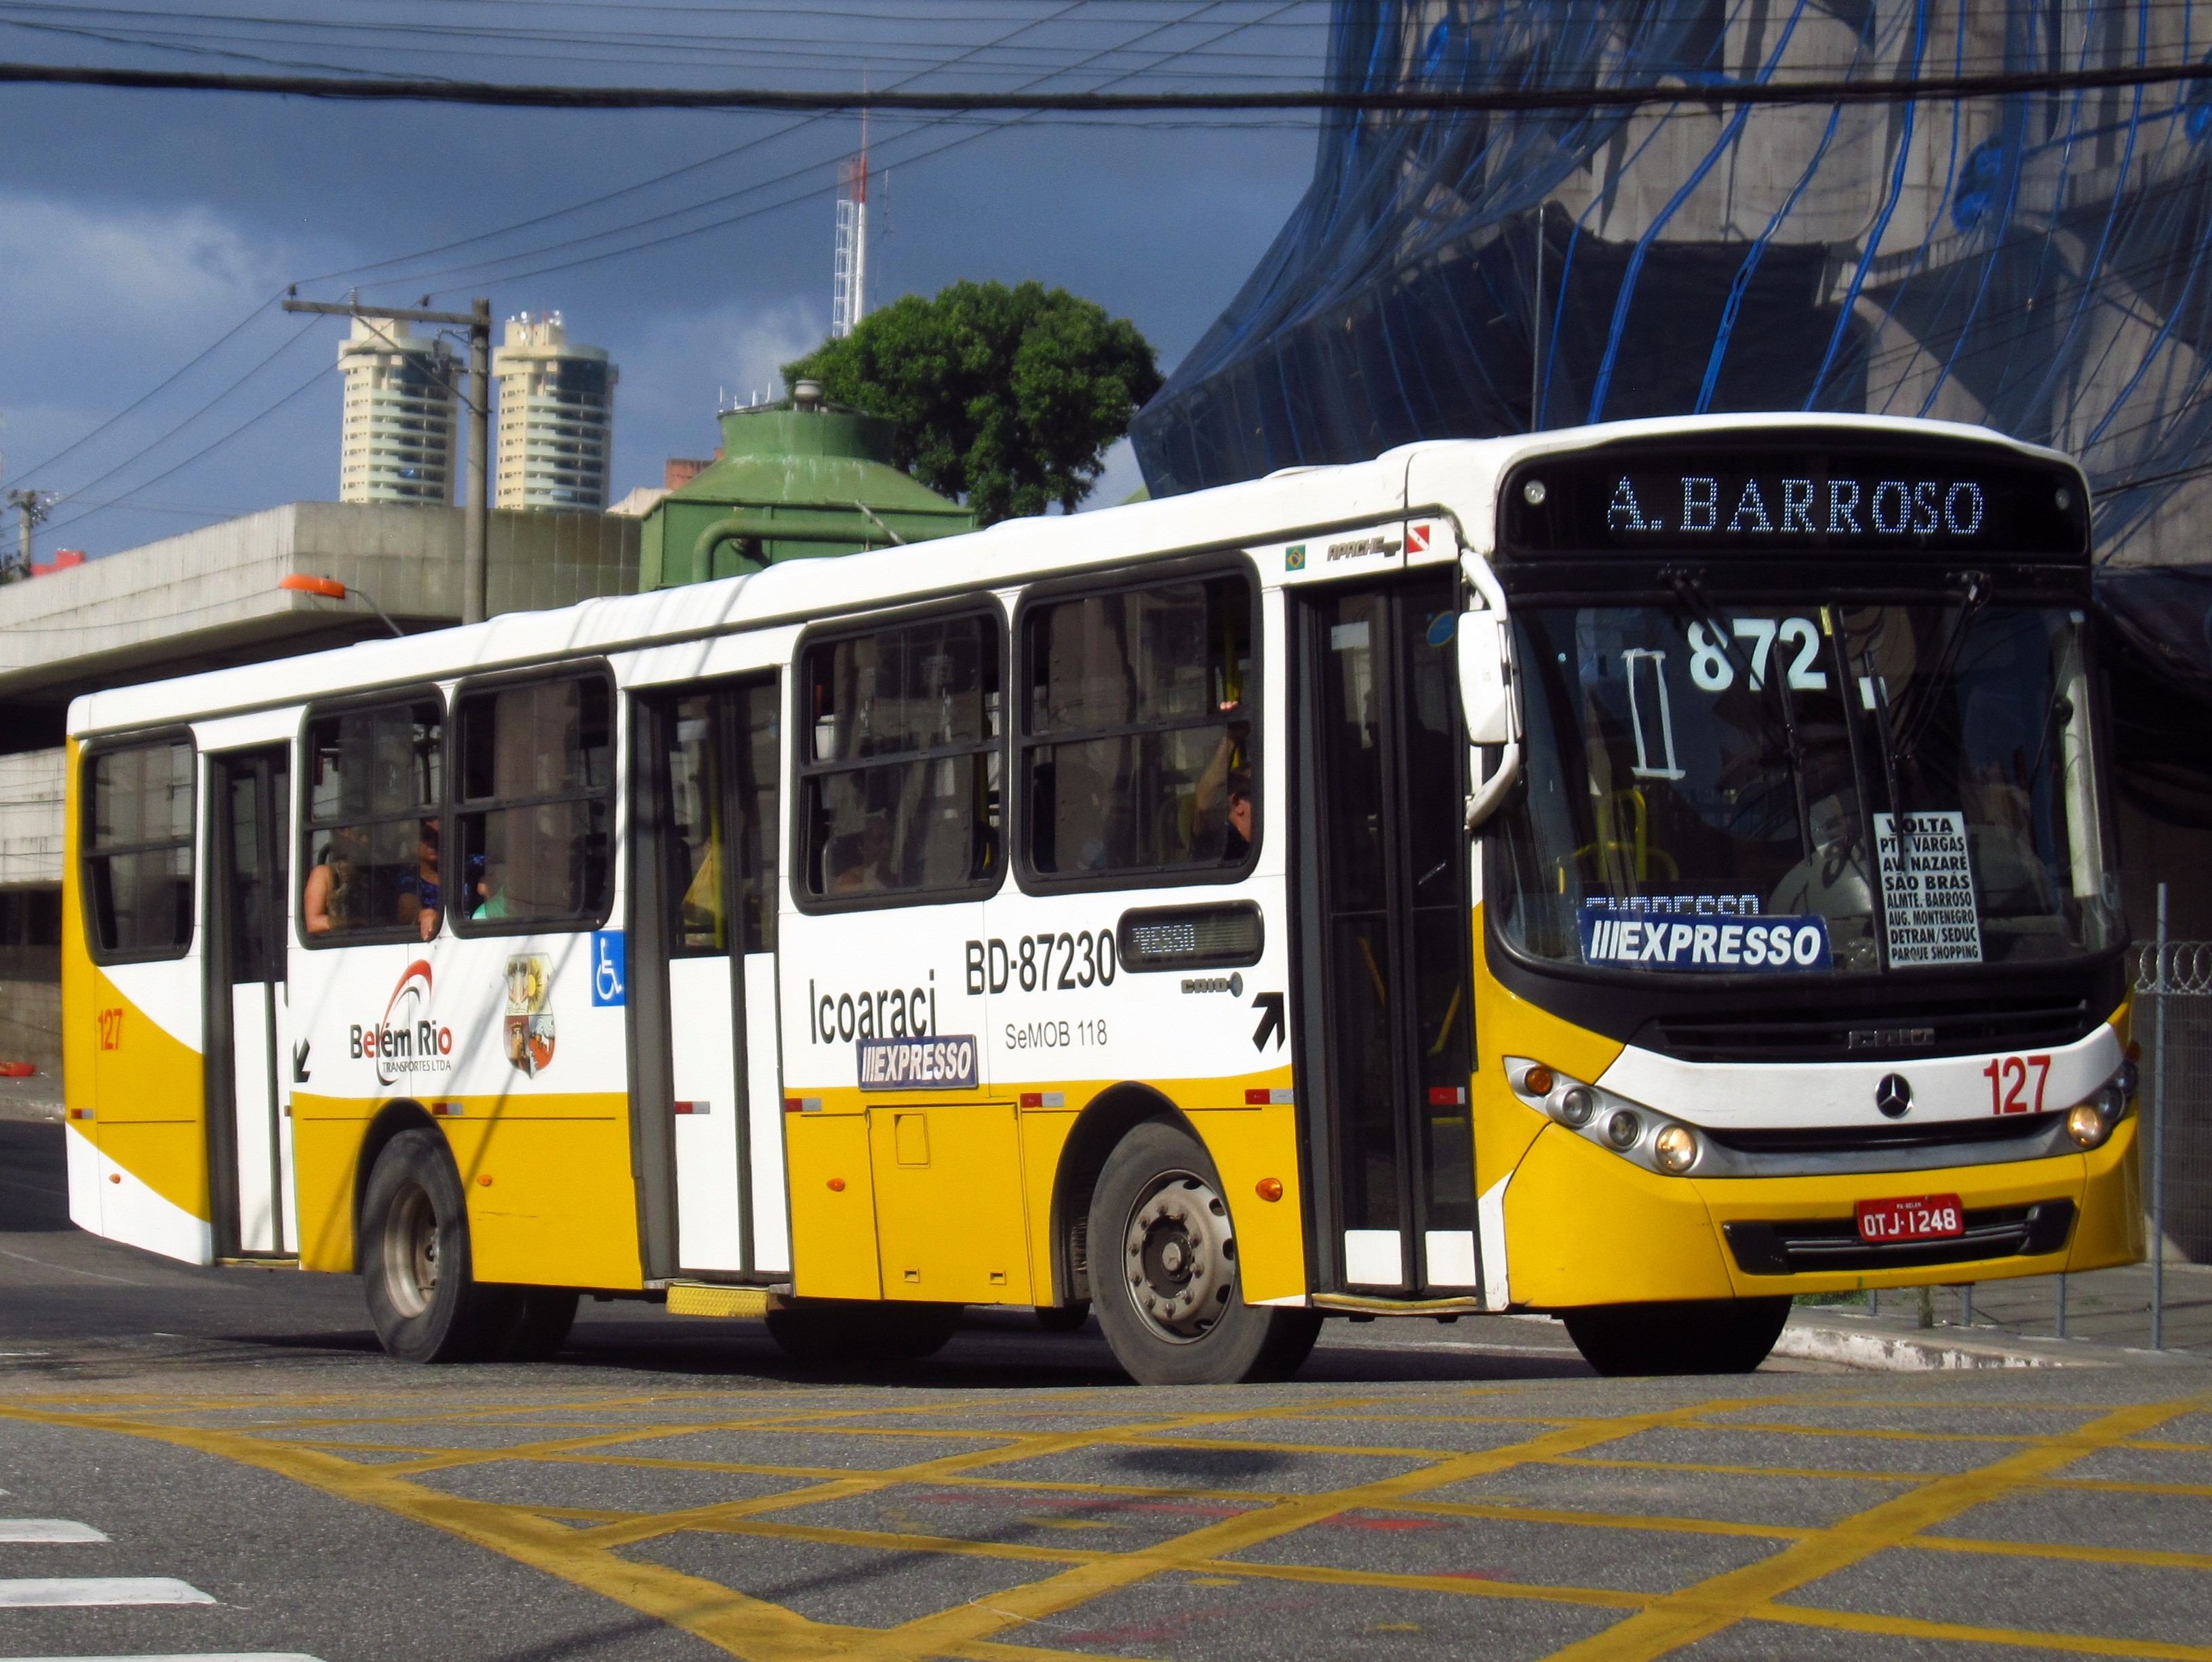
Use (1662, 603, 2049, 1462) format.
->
(1781, 1259, 2212, 1369)
(0, 1072, 62, 1122)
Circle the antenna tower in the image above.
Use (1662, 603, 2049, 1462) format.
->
(832, 113, 869, 339)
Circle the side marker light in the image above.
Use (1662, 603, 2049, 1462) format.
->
(1255, 1177, 1284, 1202)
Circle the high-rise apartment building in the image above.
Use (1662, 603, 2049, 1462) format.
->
(492, 313, 617, 511)
(337, 317, 459, 505)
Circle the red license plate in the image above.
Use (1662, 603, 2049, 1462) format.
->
(1855, 1194, 1964, 1244)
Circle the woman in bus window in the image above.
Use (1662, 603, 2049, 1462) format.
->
(302, 825, 364, 935)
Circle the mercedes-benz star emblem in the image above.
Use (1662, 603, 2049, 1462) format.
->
(1875, 1073, 1914, 1119)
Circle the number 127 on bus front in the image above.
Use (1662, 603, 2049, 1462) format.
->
(1984, 1053, 2051, 1115)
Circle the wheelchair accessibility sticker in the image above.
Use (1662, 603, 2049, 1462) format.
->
(591, 930, 627, 1007)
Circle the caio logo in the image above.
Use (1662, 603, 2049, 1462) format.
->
(351, 958, 455, 1087)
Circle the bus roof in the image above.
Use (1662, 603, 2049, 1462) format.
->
(66, 414, 2076, 739)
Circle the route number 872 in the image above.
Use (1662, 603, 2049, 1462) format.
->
(1983, 1053, 2051, 1115)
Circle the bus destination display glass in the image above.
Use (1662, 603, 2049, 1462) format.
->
(1503, 446, 2088, 558)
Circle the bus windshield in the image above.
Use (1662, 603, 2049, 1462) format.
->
(1495, 597, 2120, 978)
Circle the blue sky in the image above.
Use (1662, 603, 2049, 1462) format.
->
(0, 1, 1330, 557)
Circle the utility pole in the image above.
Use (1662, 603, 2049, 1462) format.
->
(4, 487, 54, 582)
(282, 293, 494, 625)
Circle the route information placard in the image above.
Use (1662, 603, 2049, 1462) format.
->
(1874, 810, 1983, 966)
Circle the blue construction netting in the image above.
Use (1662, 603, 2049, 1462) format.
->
(1131, 0, 2212, 560)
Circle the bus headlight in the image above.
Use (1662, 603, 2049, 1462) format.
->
(1553, 1085, 1598, 1128)
(1653, 1123, 1699, 1173)
(1606, 1109, 1642, 1149)
(2066, 1103, 2112, 1149)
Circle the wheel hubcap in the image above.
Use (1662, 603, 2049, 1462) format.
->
(382, 1182, 439, 1319)
(1124, 1170, 1236, 1343)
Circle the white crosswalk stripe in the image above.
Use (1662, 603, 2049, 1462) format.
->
(0, 1577, 216, 1606)
(0, 1521, 108, 1543)
(0, 1505, 326, 1656)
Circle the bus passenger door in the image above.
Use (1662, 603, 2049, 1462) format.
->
(637, 677, 788, 1278)
(1292, 572, 1479, 1298)
(206, 746, 292, 1257)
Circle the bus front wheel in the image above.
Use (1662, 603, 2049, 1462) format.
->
(1090, 1121, 1320, 1386)
(1562, 1297, 1792, 1377)
(361, 1129, 520, 1364)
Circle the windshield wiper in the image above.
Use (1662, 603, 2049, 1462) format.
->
(1841, 606, 1929, 974)
(1895, 570, 1992, 764)
(1664, 566, 1816, 865)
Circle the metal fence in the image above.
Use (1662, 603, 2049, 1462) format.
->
(1852, 892, 2211, 1353)
(2135, 890, 2212, 1349)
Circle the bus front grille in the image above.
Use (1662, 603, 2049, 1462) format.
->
(1641, 1000, 2095, 1064)
(1723, 1200, 2076, 1276)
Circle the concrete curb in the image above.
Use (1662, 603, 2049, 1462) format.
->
(1777, 1310, 2209, 1370)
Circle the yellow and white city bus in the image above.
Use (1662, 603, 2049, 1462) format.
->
(60, 414, 2141, 1381)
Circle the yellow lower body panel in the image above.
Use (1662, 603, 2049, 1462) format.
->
(290, 1092, 643, 1290)
(785, 1113, 881, 1301)
(869, 1103, 1033, 1304)
(1186, 1105, 1306, 1303)
(1507, 1124, 1737, 1305)
(1506, 1116, 2139, 1308)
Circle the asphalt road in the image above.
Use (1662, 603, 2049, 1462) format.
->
(3, 1118, 2209, 1662)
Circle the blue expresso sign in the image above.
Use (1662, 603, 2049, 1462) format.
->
(1502, 441, 2090, 559)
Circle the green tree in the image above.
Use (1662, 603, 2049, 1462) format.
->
(783, 279, 1162, 525)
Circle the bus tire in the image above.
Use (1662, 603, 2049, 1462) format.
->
(1562, 1297, 1792, 1377)
(1090, 1120, 1321, 1386)
(1035, 1301, 1091, 1332)
(765, 1299, 962, 1367)
(360, 1129, 519, 1364)
(502, 1289, 580, 1362)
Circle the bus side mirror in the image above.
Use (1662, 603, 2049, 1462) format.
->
(1457, 615, 1518, 746)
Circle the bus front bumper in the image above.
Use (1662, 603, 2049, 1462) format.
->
(1502, 1113, 2144, 1309)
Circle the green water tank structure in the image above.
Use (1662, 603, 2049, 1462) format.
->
(639, 380, 974, 589)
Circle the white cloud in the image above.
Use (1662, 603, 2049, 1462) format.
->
(0, 190, 291, 344)
(610, 294, 828, 486)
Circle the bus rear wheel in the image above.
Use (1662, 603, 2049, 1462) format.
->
(765, 1299, 962, 1367)
(1562, 1297, 1792, 1376)
(1090, 1121, 1320, 1386)
(502, 1289, 580, 1361)
(361, 1128, 520, 1363)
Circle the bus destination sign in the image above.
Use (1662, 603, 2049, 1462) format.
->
(1501, 443, 2088, 558)
(1606, 474, 1988, 540)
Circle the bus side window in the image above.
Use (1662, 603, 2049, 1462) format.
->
(798, 612, 1002, 903)
(452, 674, 614, 930)
(83, 738, 196, 959)
(1021, 573, 1255, 882)
(302, 698, 443, 943)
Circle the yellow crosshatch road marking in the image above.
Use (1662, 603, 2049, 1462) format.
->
(1, 1383, 2207, 1662)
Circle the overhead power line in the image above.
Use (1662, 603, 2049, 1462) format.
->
(5, 57, 2212, 110)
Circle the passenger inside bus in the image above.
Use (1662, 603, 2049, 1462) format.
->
(300, 825, 362, 935)
(827, 814, 895, 894)
(469, 854, 511, 920)
(1189, 721, 1254, 863)
(395, 820, 441, 941)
